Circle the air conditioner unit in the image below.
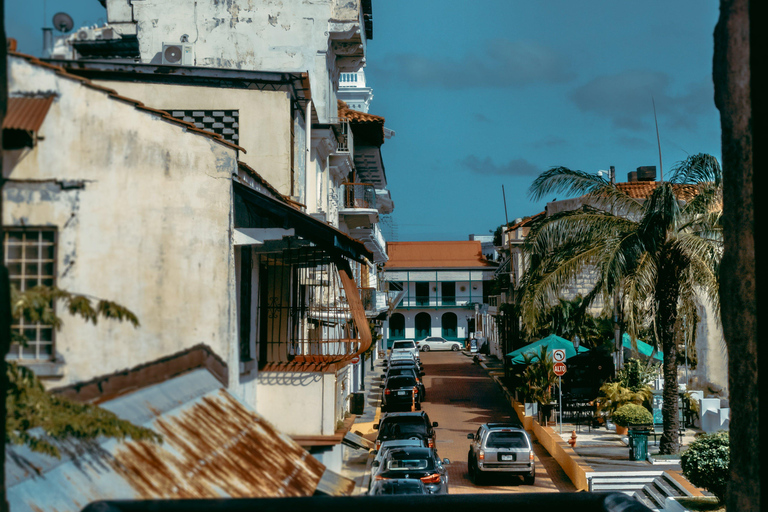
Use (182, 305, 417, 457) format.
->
(161, 43, 194, 65)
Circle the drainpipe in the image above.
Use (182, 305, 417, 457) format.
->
(42, 28, 54, 58)
(304, 100, 312, 200)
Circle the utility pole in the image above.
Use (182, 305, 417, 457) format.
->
(609, 165, 623, 374)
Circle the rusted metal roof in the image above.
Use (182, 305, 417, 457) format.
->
(3, 95, 55, 132)
(6, 368, 338, 511)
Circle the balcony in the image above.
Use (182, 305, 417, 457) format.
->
(349, 221, 387, 264)
(360, 287, 388, 317)
(339, 182, 378, 229)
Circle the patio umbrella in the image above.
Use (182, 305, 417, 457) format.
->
(618, 333, 663, 361)
(506, 334, 590, 364)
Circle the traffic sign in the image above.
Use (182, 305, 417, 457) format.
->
(554, 362, 567, 376)
(351, 356, 360, 364)
(552, 348, 566, 363)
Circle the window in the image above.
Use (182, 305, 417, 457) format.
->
(389, 313, 405, 340)
(441, 312, 457, 340)
(3, 228, 56, 360)
(415, 282, 429, 306)
(441, 282, 455, 306)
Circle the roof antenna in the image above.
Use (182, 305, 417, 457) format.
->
(652, 96, 663, 182)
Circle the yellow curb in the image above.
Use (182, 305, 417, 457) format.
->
(353, 405, 383, 436)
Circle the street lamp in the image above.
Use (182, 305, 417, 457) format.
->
(573, 335, 580, 352)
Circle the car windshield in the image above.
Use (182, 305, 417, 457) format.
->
(388, 368, 416, 378)
(486, 431, 528, 448)
(379, 419, 428, 437)
(386, 458, 430, 471)
(392, 341, 415, 349)
(387, 376, 416, 388)
(370, 480, 426, 495)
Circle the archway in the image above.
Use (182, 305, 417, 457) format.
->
(442, 312, 458, 340)
(415, 312, 431, 340)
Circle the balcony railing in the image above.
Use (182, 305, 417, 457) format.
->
(336, 118, 353, 156)
(342, 183, 377, 210)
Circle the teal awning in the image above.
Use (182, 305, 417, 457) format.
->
(618, 333, 663, 361)
(507, 334, 589, 364)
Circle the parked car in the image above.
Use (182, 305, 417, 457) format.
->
(373, 447, 450, 494)
(371, 438, 427, 481)
(417, 336, 462, 352)
(373, 411, 438, 451)
(467, 423, 535, 485)
(384, 352, 423, 371)
(390, 339, 420, 359)
(384, 366, 426, 401)
(380, 375, 421, 412)
(368, 478, 430, 495)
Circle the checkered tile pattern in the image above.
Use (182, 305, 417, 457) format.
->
(169, 110, 239, 144)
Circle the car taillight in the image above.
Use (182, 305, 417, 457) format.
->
(529, 451, 535, 461)
(375, 475, 389, 481)
(375, 440, 381, 450)
(478, 450, 485, 460)
(385, 389, 391, 395)
(428, 439, 434, 448)
(413, 386, 419, 395)
(420, 473, 441, 484)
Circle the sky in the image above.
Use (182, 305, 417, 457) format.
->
(6, 1, 723, 242)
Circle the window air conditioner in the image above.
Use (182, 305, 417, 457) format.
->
(161, 43, 194, 65)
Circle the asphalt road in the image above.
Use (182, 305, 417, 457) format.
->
(416, 350, 577, 494)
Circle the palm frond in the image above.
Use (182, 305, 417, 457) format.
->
(669, 153, 722, 187)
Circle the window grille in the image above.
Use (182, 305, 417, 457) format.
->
(3, 228, 56, 360)
(257, 247, 363, 365)
(168, 110, 239, 144)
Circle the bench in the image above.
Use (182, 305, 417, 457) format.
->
(629, 423, 685, 445)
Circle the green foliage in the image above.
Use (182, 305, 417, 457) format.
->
(493, 223, 505, 247)
(616, 358, 656, 392)
(6, 284, 156, 457)
(611, 403, 653, 427)
(681, 431, 730, 503)
(521, 296, 613, 349)
(517, 346, 557, 407)
(6, 362, 161, 458)
(595, 381, 653, 417)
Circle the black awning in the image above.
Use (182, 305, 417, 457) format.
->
(233, 182, 373, 263)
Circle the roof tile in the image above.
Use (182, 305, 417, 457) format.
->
(3, 96, 55, 132)
(385, 241, 497, 269)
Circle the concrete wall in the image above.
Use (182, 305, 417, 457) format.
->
(4, 57, 238, 388)
(256, 371, 338, 436)
(90, 80, 295, 197)
(104, 0, 366, 123)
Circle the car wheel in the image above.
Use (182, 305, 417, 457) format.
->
(421, 345, 430, 352)
(467, 451, 475, 478)
(523, 472, 535, 485)
(451, 344, 460, 351)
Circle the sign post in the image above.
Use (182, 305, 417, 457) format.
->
(552, 349, 567, 435)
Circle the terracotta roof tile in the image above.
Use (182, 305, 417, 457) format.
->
(9, 51, 245, 154)
(3, 95, 55, 132)
(384, 241, 497, 269)
(337, 99, 384, 123)
(616, 181, 698, 201)
(506, 211, 546, 232)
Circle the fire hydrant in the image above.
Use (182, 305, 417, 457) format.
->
(568, 430, 577, 448)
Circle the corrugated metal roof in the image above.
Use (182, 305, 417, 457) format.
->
(3, 96, 55, 132)
(6, 368, 331, 512)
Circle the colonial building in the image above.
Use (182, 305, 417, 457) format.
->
(382, 241, 498, 349)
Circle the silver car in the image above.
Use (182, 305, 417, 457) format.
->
(373, 447, 450, 494)
(371, 438, 426, 481)
(467, 423, 535, 485)
(390, 339, 420, 359)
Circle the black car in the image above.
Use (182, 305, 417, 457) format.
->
(380, 375, 421, 412)
(368, 478, 429, 495)
(384, 366, 426, 401)
(384, 359, 424, 375)
(373, 447, 450, 494)
(374, 411, 438, 451)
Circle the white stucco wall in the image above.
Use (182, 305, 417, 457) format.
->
(256, 371, 338, 436)
(104, 0, 366, 123)
(4, 57, 238, 388)
(90, 80, 295, 197)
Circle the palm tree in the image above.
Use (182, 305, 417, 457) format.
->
(519, 153, 722, 454)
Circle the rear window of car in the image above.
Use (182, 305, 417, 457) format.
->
(388, 368, 416, 378)
(371, 481, 425, 495)
(393, 341, 415, 349)
(387, 376, 416, 388)
(387, 458, 430, 471)
(486, 431, 529, 449)
(379, 418, 428, 436)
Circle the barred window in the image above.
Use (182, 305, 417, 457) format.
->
(167, 110, 239, 144)
(3, 228, 57, 360)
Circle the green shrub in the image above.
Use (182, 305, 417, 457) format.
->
(611, 403, 653, 427)
(681, 431, 729, 503)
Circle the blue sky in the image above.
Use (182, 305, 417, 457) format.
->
(6, 1, 722, 242)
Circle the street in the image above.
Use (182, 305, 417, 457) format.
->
(406, 351, 577, 494)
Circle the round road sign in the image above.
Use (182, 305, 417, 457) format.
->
(553, 348, 566, 363)
(554, 362, 567, 376)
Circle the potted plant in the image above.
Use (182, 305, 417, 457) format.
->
(611, 403, 653, 435)
(520, 347, 557, 426)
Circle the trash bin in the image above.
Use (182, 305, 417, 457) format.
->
(628, 427, 650, 461)
(349, 392, 365, 415)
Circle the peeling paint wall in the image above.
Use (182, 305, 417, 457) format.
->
(3, 57, 239, 388)
(90, 80, 295, 197)
(105, 0, 366, 123)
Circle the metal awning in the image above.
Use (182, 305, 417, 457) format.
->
(234, 182, 373, 263)
(3, 96, 55, 132)
(314, 469, 356, 496)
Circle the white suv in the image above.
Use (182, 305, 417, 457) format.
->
(390, 340, 420, 359)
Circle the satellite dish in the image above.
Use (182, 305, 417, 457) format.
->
(52, 12, 74, 33)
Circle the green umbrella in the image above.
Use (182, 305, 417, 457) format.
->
(618, 333, 663, 361)
(507, 334, 589, 364)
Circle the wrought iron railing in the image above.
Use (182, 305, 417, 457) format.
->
(342, 182, 377, 210)
(336, 118, 353, 155)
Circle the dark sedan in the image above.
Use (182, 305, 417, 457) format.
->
(368, 478, 429, 495)
(373, 447, 450, 494)
(380, 375, 421, 412)
(384, 366, 426, 401)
